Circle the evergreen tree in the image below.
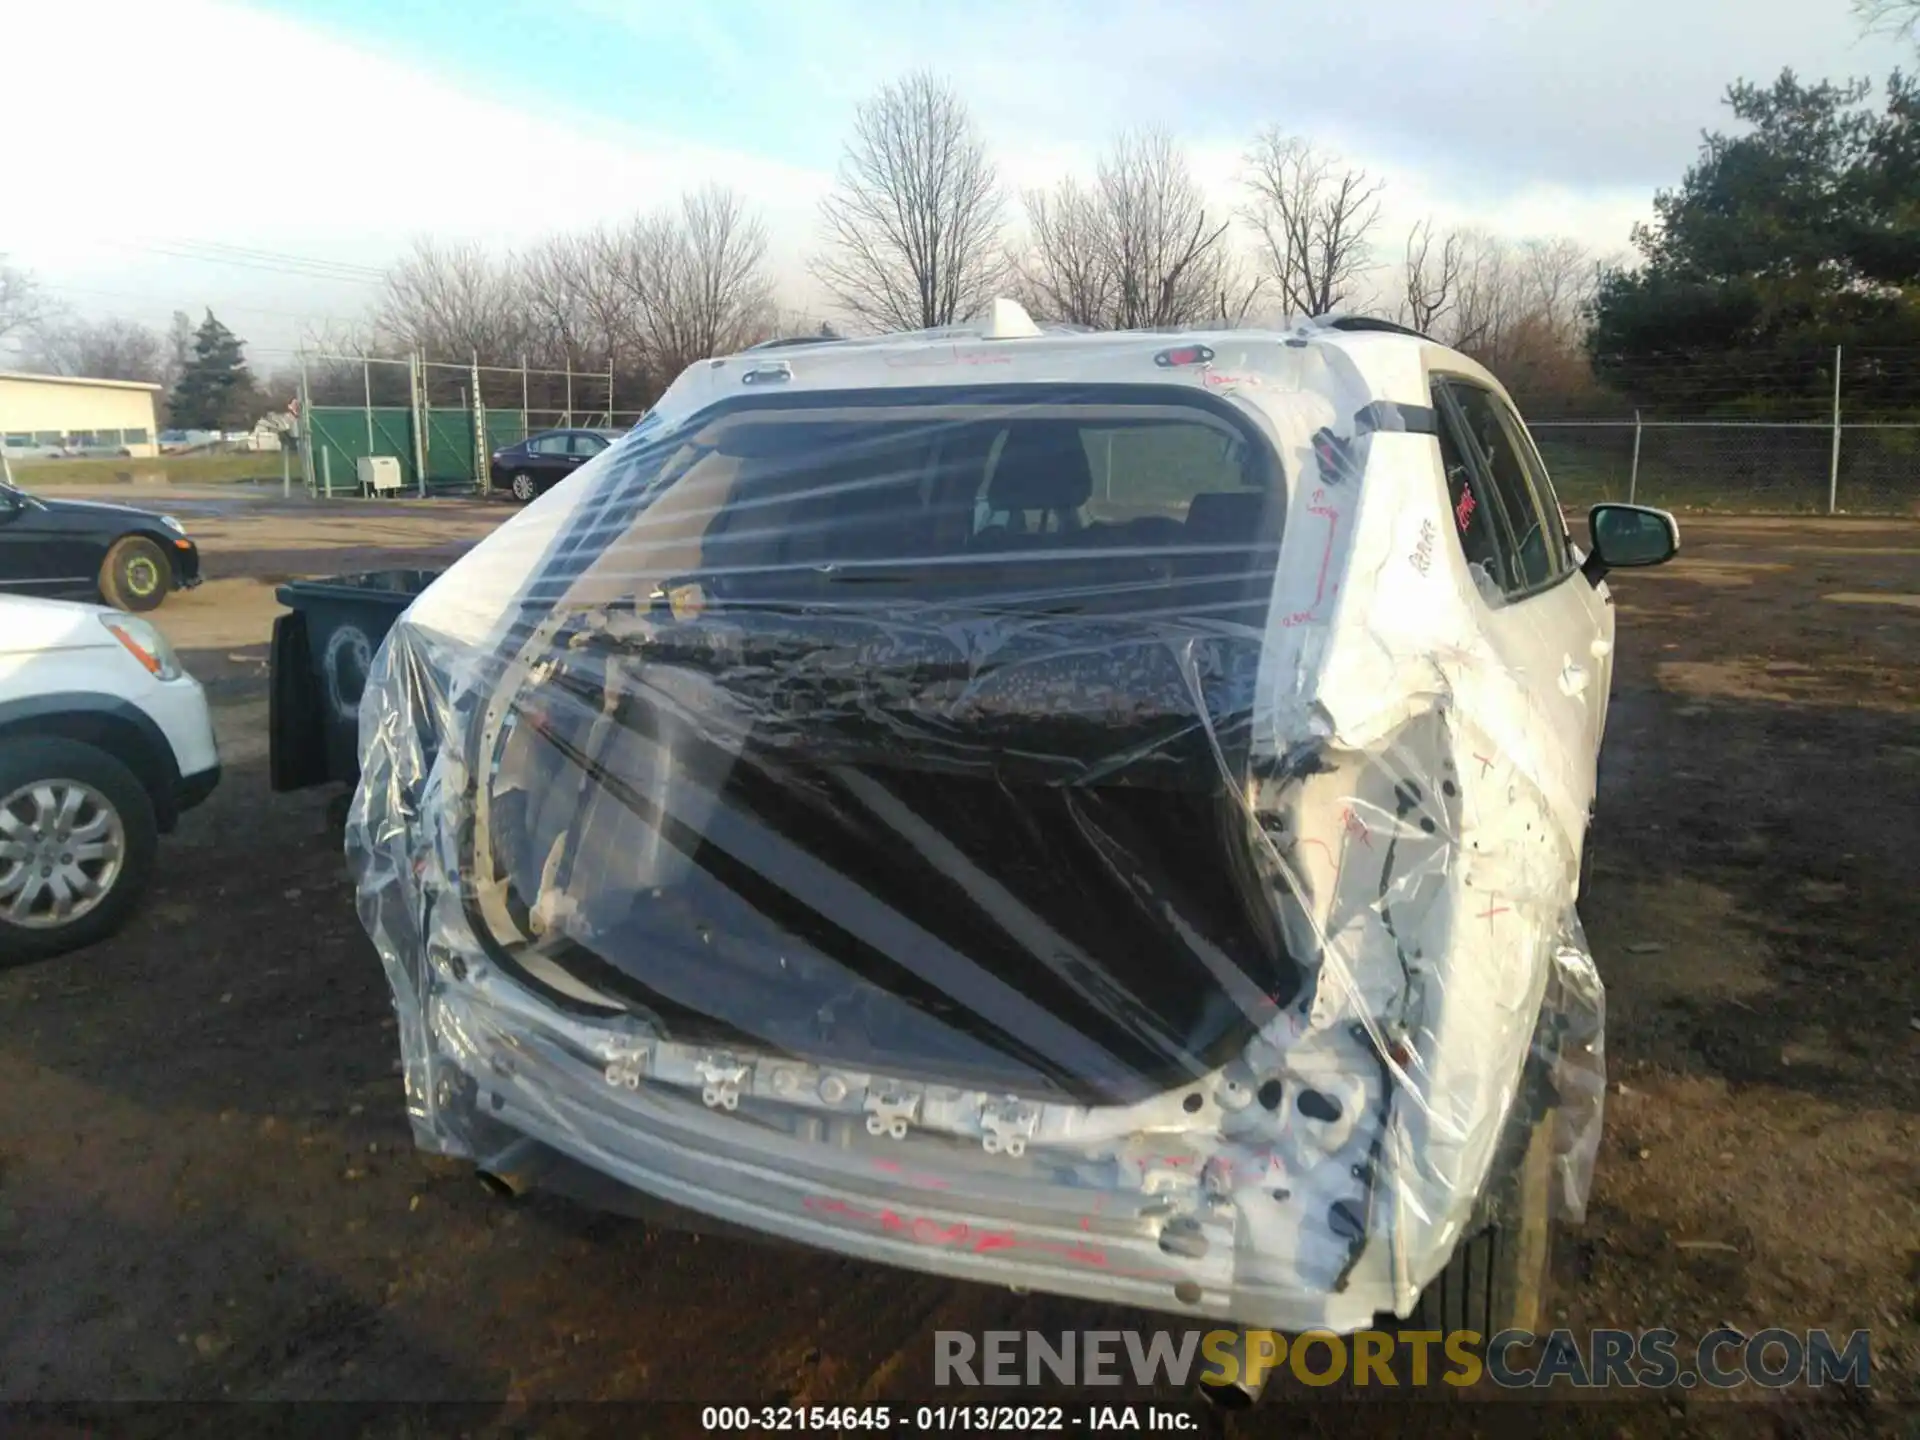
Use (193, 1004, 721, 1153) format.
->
(1588, 70, 1920, 415)
(168, 310, 257, 430)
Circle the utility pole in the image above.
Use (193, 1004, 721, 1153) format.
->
(410, 352, 428, 499)
(1827, 345, 1843, 516)
(471, 351, 486, 495)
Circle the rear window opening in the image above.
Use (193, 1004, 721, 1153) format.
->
(481, 679, 1300, 1106)
(469, 388, 1305, 1104)
(547, 388, 1288, 624)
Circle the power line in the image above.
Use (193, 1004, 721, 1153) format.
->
(39, 282, 364, 327)
(161, 237, 388, 279)
(93, 239, 386, 286)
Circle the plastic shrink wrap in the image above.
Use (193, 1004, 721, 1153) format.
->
(347, 317, 1605, 1333)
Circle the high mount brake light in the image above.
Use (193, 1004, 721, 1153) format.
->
(1154, 344, 1215, 368)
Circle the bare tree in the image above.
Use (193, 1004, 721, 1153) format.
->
(1400, 219, 1464, 335)
(1241, 131, 1385, 317)
(812, 72, 1008, 332)
(0, 258, 48, 353)
(26, 317, 166, 382)
(520, 234, 596, 372)
(1394, 227, 1603, 411)
(1097, 131, 1238, 329)
(1019, 131, 1244, 331)
(1854, 0, 1920, 43)
(375, 238, 529, 365)
(1019, 178, 1114, 327)
(519, 229, 638, 381)
(611, 185, 776, 386)
(1432, 229, 1525, 356)
(1516, 237, 1595, 345)
(293, 318, 412, 406)
(1193, 251, 1270, 329)
(1434, 231, 1600, 363)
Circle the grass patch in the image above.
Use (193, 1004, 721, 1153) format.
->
(8, 453, 286, 487)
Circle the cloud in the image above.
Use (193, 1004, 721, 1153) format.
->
(7, 0, 1905, 355)
(8, 0, 837, 352)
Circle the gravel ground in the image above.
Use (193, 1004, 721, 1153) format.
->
(1, 496, 1915, 1436)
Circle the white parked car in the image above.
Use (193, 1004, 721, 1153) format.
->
(0, 596, 220, 962)
(346, 307, 1677, 1375)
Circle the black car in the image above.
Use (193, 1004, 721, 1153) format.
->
(488, 428, 621, 502)
(0, 479, 203, 612)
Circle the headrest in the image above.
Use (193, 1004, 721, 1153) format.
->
(1184, 490, 1267, 540)
(985, 422, 1093, 514)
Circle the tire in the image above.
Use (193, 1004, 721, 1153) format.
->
(0, 738, 159, 965)
(99, 535, 171, 612)
(1405, 1104, 1555, 1340)
(509, 472, 537, 503)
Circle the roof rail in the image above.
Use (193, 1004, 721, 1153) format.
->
(1317, 315, 1434, 341)
(746, 334, 846, 352)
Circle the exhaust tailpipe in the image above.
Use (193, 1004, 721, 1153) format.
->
(475, 1136, 559, 1199)
(1196, 1328, 1270, 1410)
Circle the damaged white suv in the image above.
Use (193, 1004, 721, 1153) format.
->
(348, 307, 1677, 1358)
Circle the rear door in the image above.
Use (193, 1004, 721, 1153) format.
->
(567, 431, 609, 472)
(1430, 374, 1609, 843)
(526, 432, 574, 484)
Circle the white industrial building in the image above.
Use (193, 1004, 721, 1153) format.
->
(0, 371, 163, 459)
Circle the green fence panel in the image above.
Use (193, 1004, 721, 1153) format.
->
(307, 406, 418, 493)
(423, 409, 476, 487)
(485, 411, 526, 455)
(306, 405, 526, 496)
(372, 408, 415, 485)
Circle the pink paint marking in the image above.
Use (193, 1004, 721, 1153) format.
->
(870, 1158, 954, 1190)
(1305, 494, 1342, 611)
(884, 346, 956, 370)
(802, 1195, 1175, 1279)
(1339, 806, 1373, 850)
(1300, 837, 1336, 867)
(1455, 485, 1478, 531)
(1474, 752, 1496, 776)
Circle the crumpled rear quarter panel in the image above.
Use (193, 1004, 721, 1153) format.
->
(347, 324, 1605, 1332)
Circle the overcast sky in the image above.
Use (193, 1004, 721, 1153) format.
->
(5, 0, 1909, 364)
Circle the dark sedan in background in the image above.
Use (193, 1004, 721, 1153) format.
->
(0, 480, 202, 611)
(489, 429, 623, 502)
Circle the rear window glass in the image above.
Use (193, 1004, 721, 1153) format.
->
(1075, 422, 1255, 525)
(692, 403, 1269, 569)
(546, 393, 1284, 614)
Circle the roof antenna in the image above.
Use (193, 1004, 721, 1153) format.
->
(979, 297, 1041, 340)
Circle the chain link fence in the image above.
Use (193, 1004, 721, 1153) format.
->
(292, 351, 655, 498)
(1531, 420, 1920, 515)
(283, 343, 1919, 514)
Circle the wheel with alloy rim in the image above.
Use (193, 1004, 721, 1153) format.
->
(99, 535, 171, 612)
(510, 472, 537, 503)
(0, 738, 158, 964)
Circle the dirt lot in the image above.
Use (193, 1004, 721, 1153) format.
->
(1, 493, 1916, 1434)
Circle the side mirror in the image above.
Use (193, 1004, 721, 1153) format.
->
(1583, 503, 1679, 584)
